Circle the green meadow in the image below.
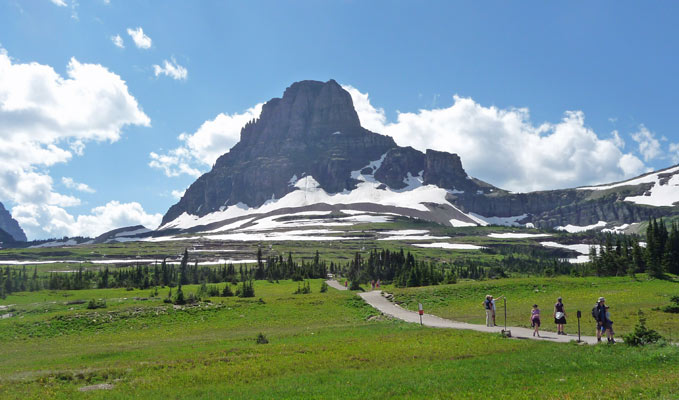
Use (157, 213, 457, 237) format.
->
(390, 275, 679, 338)
(1, 279, 679, 399)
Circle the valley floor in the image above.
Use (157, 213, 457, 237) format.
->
(0, 279, 678, 399)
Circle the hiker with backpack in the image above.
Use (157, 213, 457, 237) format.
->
(554, 297, 567, 335)
(592, 297, 615, 343)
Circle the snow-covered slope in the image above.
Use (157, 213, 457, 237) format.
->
(580, 165, 679, 207)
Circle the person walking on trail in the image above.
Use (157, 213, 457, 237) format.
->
(554, 297, 567, 335)
(531, 304, 541, 337)
(592, 297, 607, 343)
(483, 295, 494, 327)
(491, 295, 505, 327)
(604, 305, 616, 344)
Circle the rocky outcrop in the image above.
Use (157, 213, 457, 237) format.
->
(0, 202, 26, 242)
(162, 80, 398, 225)
(374, 147, 425, 189)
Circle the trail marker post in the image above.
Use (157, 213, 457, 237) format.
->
(418, 303, 423, 326)
(576, 310, 582, 342)
(501, 298, 511, 337)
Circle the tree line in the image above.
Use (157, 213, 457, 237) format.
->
(588, 217, 679, 277)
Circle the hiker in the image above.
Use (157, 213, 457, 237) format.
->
(554, 297, 567, 335)
(604, 305, 616, 343)
(531, 304, 541, 337)
(491, 295, 505, 326)
(483, 295, 493, 327)
(344, 280, 348, 288)
(592, 297, 606, 342)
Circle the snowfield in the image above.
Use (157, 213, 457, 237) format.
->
(487, 232, 551, 239)
(414, 243, 485, 250)
(555, 221, 607, 233)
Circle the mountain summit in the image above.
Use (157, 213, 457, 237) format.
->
(162, 80, 490, 226)
(160, 80, 677, 234)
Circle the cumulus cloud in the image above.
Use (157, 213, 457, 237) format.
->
(149, 103, 263, 177)
(111, 34, 124, 49)
(171, 189, 186, 199)
(62, 177, 95, 193)
(0, 46, 150, 239)
(153, 58, 187, 80)
(126, 27, 152, 49)
(345, 85, 647, 192)
(13, 201, 162, 238)
(631, 125, 661, 162)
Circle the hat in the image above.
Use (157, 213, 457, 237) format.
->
(598, 297, 605, 302)
(486, 295, 491, 299)
(557, 297, 562, 301)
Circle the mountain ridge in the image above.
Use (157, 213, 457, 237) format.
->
(0, 202, 27, 242)
(160, 80, 678, 233)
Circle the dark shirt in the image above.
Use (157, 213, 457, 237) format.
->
(594, 303, 607, 322)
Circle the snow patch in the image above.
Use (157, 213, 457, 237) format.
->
(450, 219, 477, 227)
(469, 213, 527, 227)
(555, 221, 607, 233)
(414, 243, 485, 250)
(488, 232, 551, 239)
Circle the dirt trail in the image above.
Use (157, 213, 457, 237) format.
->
(326, 281, 607, 344)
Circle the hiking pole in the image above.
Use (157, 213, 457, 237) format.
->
(577, 310, 582, 343)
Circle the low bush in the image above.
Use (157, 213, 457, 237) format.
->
(623, 310, 662, 346)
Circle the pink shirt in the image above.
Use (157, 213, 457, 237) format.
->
(531, 308, 540, 320)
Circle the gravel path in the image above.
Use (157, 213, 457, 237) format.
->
(325, 279, 348, 291)
(325, 281, 606, 344)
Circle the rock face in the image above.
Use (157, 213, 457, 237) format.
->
(0, 202, 26, 242)
(164, 80, 486, 226)
(161, 79, 679, 230)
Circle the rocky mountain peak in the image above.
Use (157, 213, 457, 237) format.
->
(0, 201, 27, 242)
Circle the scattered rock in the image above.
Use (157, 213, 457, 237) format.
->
(78, 383, 114, 392)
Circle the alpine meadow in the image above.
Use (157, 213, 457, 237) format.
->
(2, 2, 679, 399)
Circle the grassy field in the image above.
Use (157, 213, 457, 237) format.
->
(389, 274, 679, 338)
(1, 279, 679, 399)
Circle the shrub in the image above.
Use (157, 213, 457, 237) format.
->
(662, 295, 679, 313)
(623, 310, 662, 346)
(236, 280, 255, 298)
(256, 333, 269, 344)
(173, 285, 186, 305)
(207, 285, 220, 297)
(294, 280, 311, 294)
(220, 284, 234, 297)
(320, 281, 328, 293)
(86, 299, 106, 309)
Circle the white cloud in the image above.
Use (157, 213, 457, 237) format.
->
(153, 58, 187, 80)
(50, 0, 67, 6)
(345, 85, 647, 192)
(13, 201, 162, 238)
(0, 46, 150, 239)
(171, 189, 186, 199)
(669, 143, 679, 164)
(126, 27, 152, 49)
(149, 103, 263, 177)
(111, 34, 124, 49)
(62, 177, 95, 193)
(631, 125, 661, 162)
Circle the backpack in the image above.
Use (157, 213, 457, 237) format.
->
(591, 305, 599, 321)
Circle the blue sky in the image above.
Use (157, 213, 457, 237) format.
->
(1, 0, 678, 239)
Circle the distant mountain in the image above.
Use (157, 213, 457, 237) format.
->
(0, 202, 27, 242)
(159, 80, 677, 236)
(92, 225, 151, 244)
